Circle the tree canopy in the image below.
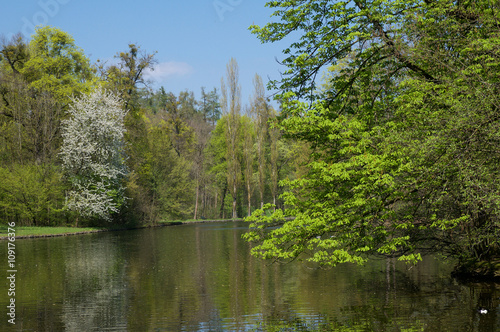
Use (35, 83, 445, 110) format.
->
(21, 26, 95, 105)
(244, 0, 500, 278)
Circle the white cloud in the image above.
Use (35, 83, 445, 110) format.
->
(143, 61, 194, 82)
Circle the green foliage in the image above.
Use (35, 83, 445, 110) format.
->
(0, 27, 294, 227)
(0, 163, 66, 226)
(144, 120, 194, 220)
(161, 91, 196, 157)
(245, 0, 500, 277)
(200, 87, 221, 124)
(20, 26, 95, 105)
(221, 58, 242, 218)
(0, 75, 63, 165)
(241, 114, 256, 216)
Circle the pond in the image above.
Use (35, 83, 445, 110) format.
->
(1, 221, 499, 331)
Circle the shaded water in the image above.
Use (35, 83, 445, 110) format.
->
(1, 222, 499, 331)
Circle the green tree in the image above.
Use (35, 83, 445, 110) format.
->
(20, 26, 95, 105)
(1, 28, 94, 165)
(268, 108, 280, 211)
(0, 75, 63, 165)
(245, 0, 500, 278)
(162, 91, 196, 157)
(190, 106, 213, 220)
(221, 58, 242, 219)
(206, 115, 229, 218)
(241, 113, 255, 216)
(0, 164, 65, 226)
(0, 32, 72, 226)
(200, 87, 221, 125)
(142, 120, 194, 221)
(104, 44, 157, 222)
(252, 74, 271, 209)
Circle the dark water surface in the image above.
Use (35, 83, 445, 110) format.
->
(1, 222, 499, 331)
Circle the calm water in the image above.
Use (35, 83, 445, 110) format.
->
(1, 222, 499, 331)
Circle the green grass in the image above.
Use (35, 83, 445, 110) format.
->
(0, 226, 102, 238)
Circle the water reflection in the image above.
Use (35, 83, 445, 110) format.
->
(0, 222, 499, 331)
(62, 235, 128, 331)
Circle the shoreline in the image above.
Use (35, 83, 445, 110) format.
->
(0, 219, 244, 240)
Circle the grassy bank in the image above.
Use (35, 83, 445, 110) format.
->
(0, 226, 103, 238)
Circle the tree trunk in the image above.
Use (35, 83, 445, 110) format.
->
(247, 183, 251, 217)
(232, 182, 237, 219)
(194, 180, 199, 220)
(219, 184, 227, 219)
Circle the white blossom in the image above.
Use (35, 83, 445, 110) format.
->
(60, 89, 128, 221)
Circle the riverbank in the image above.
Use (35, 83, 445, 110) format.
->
(0, 219, 244, 240)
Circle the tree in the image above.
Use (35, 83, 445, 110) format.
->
(0, 29, 94, 165)
(178, 90, 198, 119)
(268, 108, 280, 210)
(205, 115, 229, 218)
(0, 29, 92, 227)
(20, 26, 95, 105)
(0, 164, 65, 226)
(241, 113, 255, 216)
(142, 120, 194, 221)
(221, 58, 242, 219)
(104, 44, 156, 114)
(191, 115, 212, 220)
(0, 75, 63, 165)
(161, 91, 196, 157)
(252, 74, 271, 209)
(103, 44, 156, 222)
(188, 102, 214, 220)
(0, 33, 28, 74)
(60, 89, 128, 223)
(200, 87, 221, 125)
(244, 0, 500, 278)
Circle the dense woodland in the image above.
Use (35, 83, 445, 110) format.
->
(0, 26, 306, 227)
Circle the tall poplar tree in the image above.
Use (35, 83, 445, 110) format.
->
(220, 58, 242, 219)
(268, 108, 280, 210)
(252, 74, 270, 209)
(242, 113, 255, 216)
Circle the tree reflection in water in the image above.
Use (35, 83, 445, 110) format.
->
(0, 222, 498, 331)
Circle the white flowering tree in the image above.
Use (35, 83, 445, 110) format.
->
(60, 89, 128, 222)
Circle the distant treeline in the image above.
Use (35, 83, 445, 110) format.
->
(0, 27, 307, 227)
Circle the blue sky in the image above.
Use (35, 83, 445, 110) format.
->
(0, 0, 292, 107)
